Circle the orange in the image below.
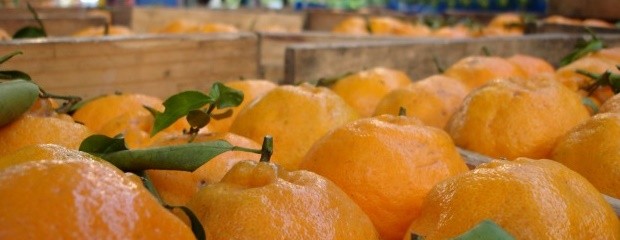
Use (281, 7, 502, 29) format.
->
(582, 19, 614, 28)
(186, 160, 380, 240)
(600, 93, 620, 113)
(544, 15, 582, 26)
(98, 108, 190, 149)
(374, 75, 468, 128)
(446, 76, 590, 160)
(431, 25, 473, 39)
(444, 55, 526, 91)
(144, 132, 262, 206)
(72, 25, 133, 37)
(332, 16, 370, 35)
(207, 79, 278, 133)
(590, 47, 620, 63)
(0, 144, 100, 170)
(300, 115, 468, 240)
(405, 158, 620, 240)
(229, 83, 359, 170)
(368, 17, 431, 37)
(0, 114, 92, 157)
(0, 156, 194, 239)
(552, 112, 620, 199)
(155, 19, 200, 33)
(555, 56, 619, 102)
(72, 93, 164, 132)
(506, 54, 555, 78)
(482, 12, 524, 36)
(330, 67, 412, 117)
(196, 23, 239, 33)
(0, 28, 9, 40)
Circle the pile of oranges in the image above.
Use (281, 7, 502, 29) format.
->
(1, 37, 620, 239)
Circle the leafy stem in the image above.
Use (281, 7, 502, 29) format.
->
(27, 2, 46, 36)
(559, 29, 604, 67)
(576, 67, 620, 94)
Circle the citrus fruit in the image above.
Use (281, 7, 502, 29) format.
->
(330, 67, 412, 117)
(0, 114, 92, 157)
(405, 158, 620, 240)
(0, 157, 194, 239)
(332, 16, 370, 35)
(482, 13, 524, 36)
(446, 76, 590, 159)
(72, 25, 132, 37)
(229, 83, 359, 170)
(144, 132, 262, 206)
(444, 56, 526, 91)
(155, 19, 200, 33)
(197, 23, 239, 33)
(543, 15, 582, 26)
(72, 93, 164, 132)
(555, 56, 619, 103)
(300, 114, 468, 240)
(186, 160, 380, 240)
(0, 143, 99, 170)
(600, 93, 620, 113)
(506, 54, 555, 78)
(207, 79, 277, 133)
(373, 74, 468, 128)
(369, 17, 431, 37)
(552, 112, 620, 199)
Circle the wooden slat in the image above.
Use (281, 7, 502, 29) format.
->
(284, 33, 620, 84)
(547, 0, 620, 22)
(0, 33, 259, 99)
(130, 7, 304, 33)
(458, 148, 620, 217)
(258, 31, 406, 82)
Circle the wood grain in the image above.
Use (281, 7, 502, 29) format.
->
(0, 8, 111, 36)
(285, 33, 620, 84)
(0, 33, 258, 99)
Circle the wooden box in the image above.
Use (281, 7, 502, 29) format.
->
(0, 33, 258, 99)
(0, 8, 111, 37)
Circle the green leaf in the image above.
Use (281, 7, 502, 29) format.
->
(208, 82, 244, 109)
(151, 91, 214, 136)
(12, 27, 46, 39)
(92, 140, 235, 172)
(560, 32, 604, 67)
(187, 110, 211, 129)
(79, 134, 128, 156)
(171, 206, 206, 240)
(0, 51, 23, 65)
(0, 79, 40, 127)
(0, 70, 32, 80)
(451, 220, 515, 240)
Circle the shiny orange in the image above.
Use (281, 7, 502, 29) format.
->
(72, 25, 133, 37)
(196, 23, 239, 33)
(72, 93, 164, 132)
(0, 157, 194, 239)
(446, 76, 590, 159)
(554, 56, 619, 102)
(155, 19, 200, 33)
(207, 79, 277, 133)
(405, 158, 620, 240)
(368, 17, 431, 37)
(300, 115, 468, 240)
(600, 93, 620, 113)
(186, 160, 380, 239)
(0, 144, 100, 170)
(330, 67, 412, 117)
(543, 15, 583, 26)
(482, 12, 524, 36)
(582, 19, 614, 28)
(444, 56, 526, 91)
(0, 114, 92, 157)
(552, 112, 620, 199)
(374, 75, 468, 128)
(145, 132, 262, 206)
(229, 83, 359, 170)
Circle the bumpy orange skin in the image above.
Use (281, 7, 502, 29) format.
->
(197, 23, 239, 33)
(444, 56, 526, 91)
(0, 158, 194, 239)
(554, 56, 619, 103)
(73, 25, 133, 37)
(0, 115, 92, 157)
(229, 83, 359, 170)
(405, 158, 620, 240)
(446, 77, 590, 160)
(72, 93, 164, 132)
(600, 94, 620, 114)
(506, 54, 555, 78)
(145, 132, 262, 206)
(186, 160, 380, 240)
(552, 113, 620, 199)
(207, 79, 277, 133)
(300, 115, 468, 240)
(374, 75, 468, 128)
(332, 16, 370, 35)
(0, 144, 100, 170)
(482, 13, 524, 37)
(331, 67, 412, 117)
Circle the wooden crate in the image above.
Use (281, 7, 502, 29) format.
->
(284, 33, 620, 84)
(130, 7, 304, 33)
(0, 8, 111, 37)
(0, 33, 258, 99)
(548, 0, 620, 22)
(258, 31, 408, 82)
